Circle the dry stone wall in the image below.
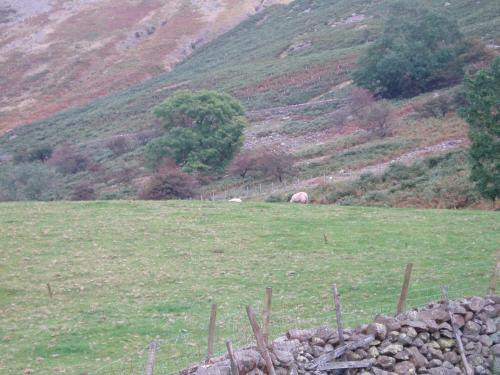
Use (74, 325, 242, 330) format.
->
(179, 296, 499, 375)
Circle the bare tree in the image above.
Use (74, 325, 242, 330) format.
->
(255, 150, 294, 182)
(346, 87, 392, 137)
(356, 101, 392, 137)
(228, 149, 294, 182)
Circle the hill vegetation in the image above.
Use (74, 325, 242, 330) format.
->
(0, 0, 499, 206)
(0, 0, 290, 135)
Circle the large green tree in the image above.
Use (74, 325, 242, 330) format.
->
(353, 1, 467, 98)
(146, 90, 246, 173)
(462, 58, 500, 201)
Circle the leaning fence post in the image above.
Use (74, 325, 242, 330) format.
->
(488, 250, 500, 295)
(46, 283, 53, 299)
(207, 304, 217, 360)
(246, 305, 276, 375)
(332, 284, 345, 346)
(262, 287, 272, 345)
(396, 263, 413, 315)
(226, 340, 240, 375)
(441, 286, 473, 375)
(144, 340, 158, 375)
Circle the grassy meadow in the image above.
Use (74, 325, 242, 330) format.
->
(0, 201, 498, 374)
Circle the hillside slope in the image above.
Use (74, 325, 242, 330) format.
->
(0, 0, 499, 206)
(0, 0, 291, 134)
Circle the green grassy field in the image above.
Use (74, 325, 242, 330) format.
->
(0, 201, 498, 374)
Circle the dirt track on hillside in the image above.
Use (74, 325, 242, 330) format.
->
(301, 139, 467, 188)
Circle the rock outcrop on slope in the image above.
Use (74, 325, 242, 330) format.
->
(180, 296, 499, 375)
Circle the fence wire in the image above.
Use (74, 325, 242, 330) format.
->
(90, 257, 495, 375)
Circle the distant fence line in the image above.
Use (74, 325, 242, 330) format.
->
(197, 169, 374, 201)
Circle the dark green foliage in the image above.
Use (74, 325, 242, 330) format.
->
(148, 90, 246, 173)
(71, 183, 97, 201)
(13, 145, 53, 163)
(314, 151, 479, 208)
(0, 163, 63, 201)
(462, 57, 500, 200)
(353, 1, 467, 98)
(265, 194, 285, 203)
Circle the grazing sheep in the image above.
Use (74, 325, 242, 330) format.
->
(229, 198, 242, 203)
(289, 192, 308, 204)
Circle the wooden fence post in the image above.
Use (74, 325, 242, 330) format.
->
(332, 284, 345, 346)
(246, 305, 276, 375)
(441, 286, 473, 375)
(207, 304, 217, 360)
(226, 340, 240, 375)
(46, 283, 53, 299)
(396, 263, 413, 315)
(488, 250, 500, 295)
(145, 340, 158, 375)
(262, 287, 272, 345)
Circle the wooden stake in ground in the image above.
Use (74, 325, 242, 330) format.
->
(246, 305, 276, 375)
(332, 284, 345, 346)
(207, 304, 217, 360)
(396, 263, 413, 315)
(46, 283, 53, 299)
(488, 250, 500, 295)
(145, 340, 158, 375)
(441, 286, 473, 375)
(262, 287, 272, 345)
(225, 340, 240, 375)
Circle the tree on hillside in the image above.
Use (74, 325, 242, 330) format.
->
(146, 90, 246, 173)
(258, 149, 294, 182)
(353, 1, 467, 98)
(138, 159, 198, 200)
(348, 88, 393, 137)
(462, 57, 500, 201)
(228, 150, 260, 179)
(228, 149, 294, 182)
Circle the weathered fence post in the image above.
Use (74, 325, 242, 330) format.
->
(441, 286, 473, 375)
(46, 283, 53, 299)
(246, 305, 276, 375)
(226, 340, 240, 375)
(207, 304, 217, 360)
(488, 250, 500, 295)
(144, 340, 158, 375)
(396, 263, 413, 315)
(332, 284, 345, 346)
(262, 287, 272, 345)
